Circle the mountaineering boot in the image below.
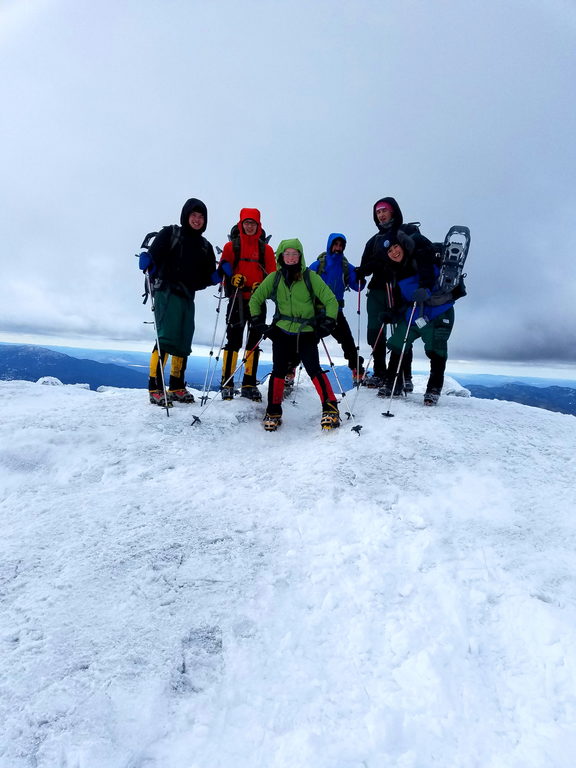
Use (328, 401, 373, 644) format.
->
(424, 388, 441, 406)
(168, 388, 195, 404)
(149, 390, 172, 408)
(284, 367, 296, 396)
(352, 368, 365, 386)
(263, 413, 282, 432)
(403, 378, 414, 394)
(377, 383, 392, 398)
(241, 385, 262, 402)
(352, 355, 366, 387)
(377, 378, 404, 398)
(320, 402, 341, 430)
(362, 374, 385, 389)
(221, 349, 238, 400)
(221, 387, 235, 401)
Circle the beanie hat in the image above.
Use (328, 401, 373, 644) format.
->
(387, 230, 415, 256)
(375, 201, 394, 213)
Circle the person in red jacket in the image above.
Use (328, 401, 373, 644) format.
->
(218, 208, 276, 400)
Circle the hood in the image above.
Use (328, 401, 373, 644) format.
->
(275, 238, 306, 268)
(385, 230, 415, 266)
(372, 196, 403, 229)
(180, 198, 208, 234)
(238, 207, 263, 239)
(326, 232, 347, 254)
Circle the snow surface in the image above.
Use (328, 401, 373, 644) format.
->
(1, 376, 576, 768)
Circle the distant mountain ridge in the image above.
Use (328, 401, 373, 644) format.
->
(0, 344, 148, 391)
(465, 382, 576, 416)
(1, 343, 575, 415)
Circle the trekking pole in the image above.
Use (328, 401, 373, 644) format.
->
(200, 285, 240, 406)
(289, 363, 304, 405)
(144, 272, 170, 417)
(355, 287, 362, 385)
(344, 318, 387, 428)
(191, 336, 263, 425)
(382, 302, 417, 419)
(199, 281, 225, 405)
(320, 338, 346, 401)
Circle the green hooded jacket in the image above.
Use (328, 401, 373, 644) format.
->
(249, 238, 339, 334)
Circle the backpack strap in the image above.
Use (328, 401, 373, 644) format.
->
(231, 235, 268, 276)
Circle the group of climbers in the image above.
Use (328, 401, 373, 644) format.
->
(138, 195, 465, 430)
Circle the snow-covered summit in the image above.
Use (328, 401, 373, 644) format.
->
(1, 379, 575, 767)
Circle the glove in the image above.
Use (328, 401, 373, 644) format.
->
(231, 274, 245, 288)
(355, 267, 367, 281)
(412, 287, 431, 303)
(138, 252, 153, 273)
(317, 316, 336, 338)
(251, 321, 269, 339)
(217, 261, 233, 278)
(251, 281, 261, 294)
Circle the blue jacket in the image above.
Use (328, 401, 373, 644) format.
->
(308, 233, 363, 306)
(398, 266, 454, 325)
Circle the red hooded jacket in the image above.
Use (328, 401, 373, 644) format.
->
(219, 208, 276, 299)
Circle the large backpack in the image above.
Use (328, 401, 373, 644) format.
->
(139, 225, 207, 303)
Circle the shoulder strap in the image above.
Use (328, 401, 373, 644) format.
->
(231, 235, 266, 269)
(303, 268, 316, 304)
(170, 225, 183, 252)
(342, 255, 350, 286)
(270, 270, 282, 304)
(258, 238, 266, 266)
(231, 236, 241, 268)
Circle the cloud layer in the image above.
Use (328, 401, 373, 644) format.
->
(2, 0, 576, 363)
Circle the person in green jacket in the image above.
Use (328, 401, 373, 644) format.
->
(249, 239, 341, 431)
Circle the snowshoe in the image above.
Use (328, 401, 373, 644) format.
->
(263, 413, 282, 432)
(320, 403, 341, 430)
(168, 388, 195, 404)
(149, 390, 172, 408)
(423, 388, 441, 406)
(437, 226, 471, 293)
(240, 385, 262, 402)
(221, 386, 235, 400)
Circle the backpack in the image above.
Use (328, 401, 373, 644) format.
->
(141, 225, 182, 253)
(139, 225, 207, 303)
(316, 251, 351, 289)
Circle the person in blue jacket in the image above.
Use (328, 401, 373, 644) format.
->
(378, 231, 457, 405)
(308, 233, 366, 384)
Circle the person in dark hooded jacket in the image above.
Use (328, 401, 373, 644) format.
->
(139, 197, 222, 406)
(377, 232, 456, 406)
(356, 197, 426, 391)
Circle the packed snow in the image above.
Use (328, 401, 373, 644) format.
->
(1, 375, 576, 768)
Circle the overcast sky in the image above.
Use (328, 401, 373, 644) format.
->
(1, 0, 576, 366)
